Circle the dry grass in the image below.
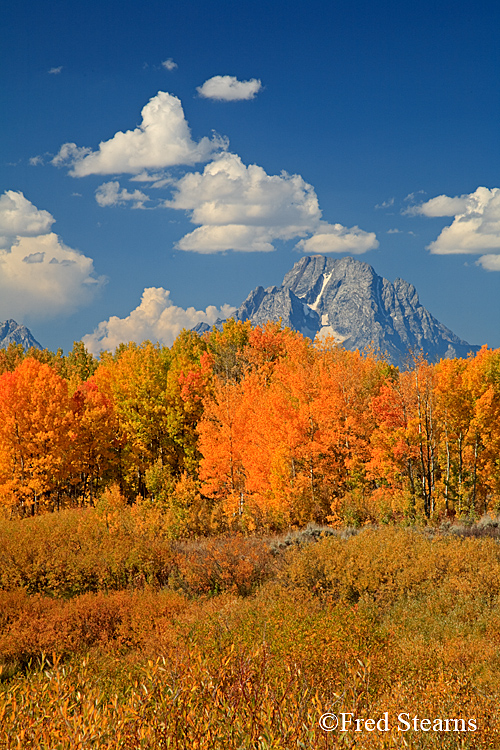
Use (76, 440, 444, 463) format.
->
(1, 512, 500, 747)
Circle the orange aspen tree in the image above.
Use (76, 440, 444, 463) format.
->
(316, 343, 385, 520)
(369, 369, 420, 516)
(198, 376, 248, 522)
(0, 358, 72, 514)
(242, 333, 348, 525)
(370, 358, 442, 518)
(248, 332, 326, 524)
(198, 322, 305, 528)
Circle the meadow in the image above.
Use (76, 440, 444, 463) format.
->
(1, 507, 500, 748)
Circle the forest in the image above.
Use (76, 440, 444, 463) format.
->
(0, 320, 498, 530)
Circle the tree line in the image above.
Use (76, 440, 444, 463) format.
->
(0, 322, 498, 530)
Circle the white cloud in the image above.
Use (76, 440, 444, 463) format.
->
(197, 75, 262, 101)
(50, 91, 377, 257)
(95, 181, 149, 208)
(82, 287, 236, 354)
(48, 66, 63, 75)
(477, 254, 500, 271)
(0, 191, 105, 319)
(52, 142, 92, 167)
(0, 233, 105, 320)
(162, 58, 177, 71)
(165, 152, 377, 254)
(130, 171, 169, 182)
(168, 153, 320, 229)
(296, 223, 379, 254)
(0, 190, 54, 240)
(408, 194, 470, 217)
(177, 225, 276, 254)
(166, 152, 320, 253)
(53, 91, 227, 177)
(129, 171, 175, 189)
(413, 187, 500, 265)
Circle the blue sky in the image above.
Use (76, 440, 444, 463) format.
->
(1, 0, 499, 353)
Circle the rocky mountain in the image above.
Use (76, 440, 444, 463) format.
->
(195, 256, 480, 367)
(0, 320, 43, 351)
(235, 284, 320, 341)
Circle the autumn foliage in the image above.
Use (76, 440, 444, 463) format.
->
(0, 325, 498, 530)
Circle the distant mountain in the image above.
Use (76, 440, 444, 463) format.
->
(194, 256, 480, 368)
(0, 320, 43, 351)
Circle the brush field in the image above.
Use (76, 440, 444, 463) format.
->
(1, 509, 500, 748)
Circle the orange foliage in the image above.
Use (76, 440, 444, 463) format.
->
(199, 326, 384, 528)
(0, 358, 72, 513)
(0, 325, 498, 528)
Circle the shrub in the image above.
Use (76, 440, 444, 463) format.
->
(172, 536, 274, 596)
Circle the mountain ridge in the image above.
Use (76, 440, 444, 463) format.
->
(194, 255, 480, 367)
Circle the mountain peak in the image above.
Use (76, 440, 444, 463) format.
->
(197, 256, 480, 367)
(0, 320, 43, 351)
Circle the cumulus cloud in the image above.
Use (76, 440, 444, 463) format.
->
(177, 225, 276, 254)
(166, 153, 320, 230)
(48, 66, 63, 75)
(82, 287, 236, 354)
(53, 91, 227, 177)
(0, 233, 105, 319)
(407, 194, 470, 217)
(477, 254, 500, 271)
(0, 191, 105, 319)
(296, 223, 379, 254)
(412, 187, 500, 268)
(0, 191, 54, 241)
(164, 152, 377, 254)
(197, 75, 262, 101)
(166, 152, 320, 252)
(50, 91, 377, 256)
(95, 181, 149, 208)
(161, 58, 177, 71)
